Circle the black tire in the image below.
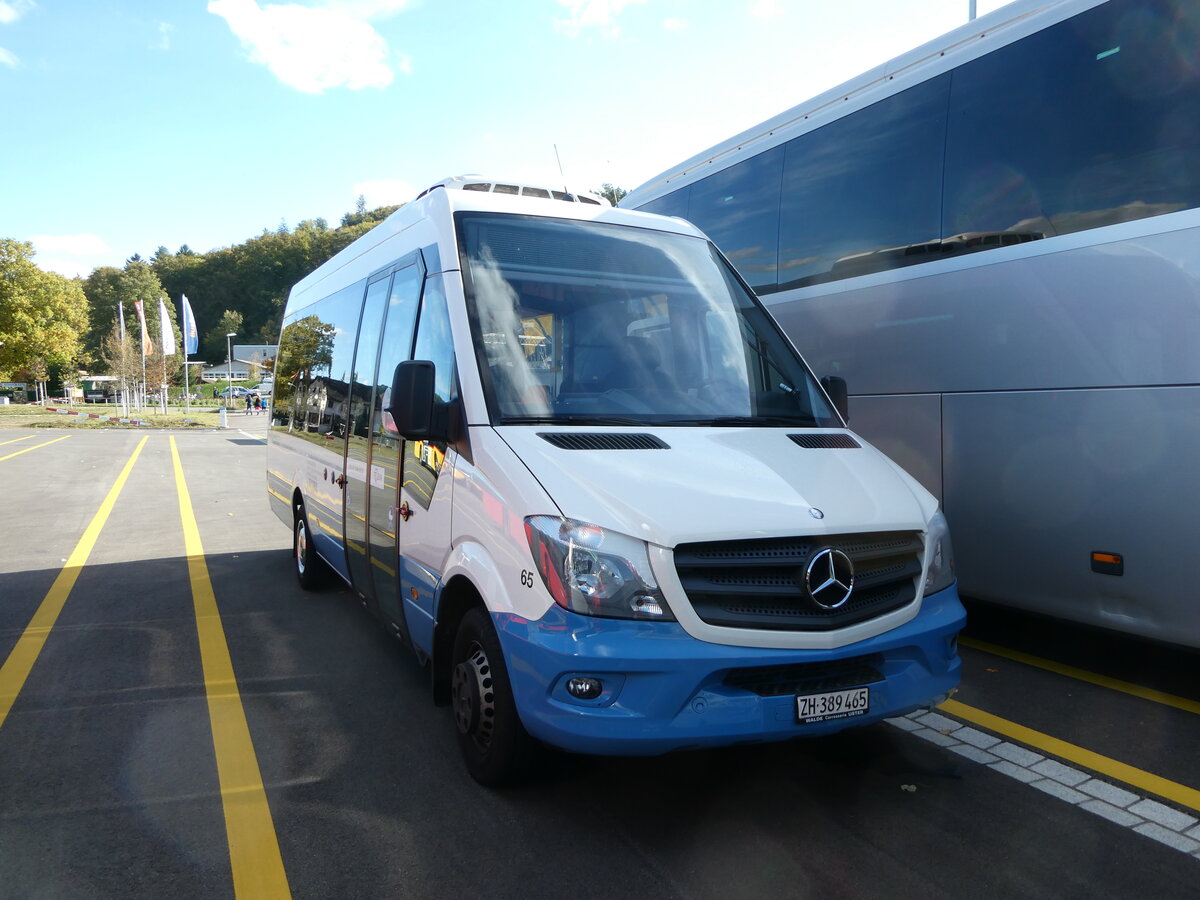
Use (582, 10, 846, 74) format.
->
(293, 508, 328, 590)
(451, 606, 535, 786)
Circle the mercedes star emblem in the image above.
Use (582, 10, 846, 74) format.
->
(804, 548, 855, 609)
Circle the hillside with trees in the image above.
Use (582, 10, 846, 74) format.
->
(2, 187, 624, 396)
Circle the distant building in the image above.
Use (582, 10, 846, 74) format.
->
(200, 344, 277, 382)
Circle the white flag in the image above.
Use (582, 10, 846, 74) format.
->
(158, 297, 177, 356)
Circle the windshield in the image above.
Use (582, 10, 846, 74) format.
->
(457, 213, 839, 427)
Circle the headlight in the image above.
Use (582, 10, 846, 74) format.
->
(524, 516, 674, 620)
(923, 510, 956, 596)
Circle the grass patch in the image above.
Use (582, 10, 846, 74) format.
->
(0, 404, 226, 429)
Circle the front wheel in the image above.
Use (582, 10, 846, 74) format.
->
(451, 607, 534, 786)
(293, 509, 328, 590)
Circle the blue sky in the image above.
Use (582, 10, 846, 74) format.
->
(1, 0, 1014, 278)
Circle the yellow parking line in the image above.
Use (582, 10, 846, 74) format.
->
(0, 434, 71, 462)
(960, 636, 1200, 716)
(942, 698, 1200, 814)
(0, 435, 36, 447)
(0, 437, 146, 729)
(169, 437, 291, 899)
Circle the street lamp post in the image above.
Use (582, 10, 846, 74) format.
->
(226, 332, 237, 408)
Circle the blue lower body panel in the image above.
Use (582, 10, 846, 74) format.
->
(495, 585, 965, 756)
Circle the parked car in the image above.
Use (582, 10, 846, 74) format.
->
(216, 386, 253, 399)
(251, 381, 273, 396)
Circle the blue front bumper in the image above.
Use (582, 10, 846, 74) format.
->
(494, 585, 965, 755)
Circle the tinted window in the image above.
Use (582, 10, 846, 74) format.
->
(271, 281, 362, 438)
(778, 74, 950, 289)
(407, 275, 456, 508)
(688, 146, 783, 291)
(944, 0, 1200, 241)
(637, 187, 691, 219)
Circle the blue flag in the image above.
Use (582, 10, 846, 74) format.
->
(181, 294, 199, 356)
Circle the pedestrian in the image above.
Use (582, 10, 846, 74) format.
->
(245, 393, 252, 414)
(253, 394, 262, 415)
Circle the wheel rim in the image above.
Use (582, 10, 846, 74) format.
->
(452, 642, 495, 750)
(295, 519, 308, 576)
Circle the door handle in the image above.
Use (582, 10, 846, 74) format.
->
(398, 501, 413, 521)
(335, 474, 347, 488)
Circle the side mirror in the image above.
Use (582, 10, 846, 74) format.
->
(820, 375, 849, 424)
(387, 360, 439, 440)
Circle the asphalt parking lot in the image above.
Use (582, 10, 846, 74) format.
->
(1, 417, 1197, 898)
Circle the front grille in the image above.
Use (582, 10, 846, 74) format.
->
(724, 654, 885, 696)
(673, 531, 922, 631)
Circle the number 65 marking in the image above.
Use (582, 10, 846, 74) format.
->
(520, 570, 535, 588)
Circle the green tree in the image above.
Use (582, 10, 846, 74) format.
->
(597, 183, 628, 206)
(0, 239, 89, 398)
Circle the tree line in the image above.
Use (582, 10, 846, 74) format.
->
(0, 184, 628, 397)
(0, 200, 400, 397)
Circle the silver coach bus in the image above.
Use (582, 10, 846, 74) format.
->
(622, 0, 1200, 647)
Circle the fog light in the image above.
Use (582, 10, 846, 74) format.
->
(566, 676, 603, 700)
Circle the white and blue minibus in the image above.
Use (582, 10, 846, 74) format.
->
(267, 175, 964, 784)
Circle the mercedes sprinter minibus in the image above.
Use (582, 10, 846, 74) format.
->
(267, 175, 964, 785)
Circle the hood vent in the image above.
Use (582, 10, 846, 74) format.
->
(789, 433, 861, 449)
(539, 432, 669, 450)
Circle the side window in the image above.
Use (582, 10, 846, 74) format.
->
(944, 0, 1200, 242)
(271, 282, 365, 438)
(272, 312, 335, 434)
(688, 146, 783, 292)
(348, 277, 391, 449)
(777, 74, 950, 289)
(407, 276, 456, 509)
(637, 186, 691, 219)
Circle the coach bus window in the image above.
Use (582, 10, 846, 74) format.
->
(777, 74, 949, 290)
(944, 0, 1200, 243)
(688, 145, 783, 292)
(637, 186, 691, 220)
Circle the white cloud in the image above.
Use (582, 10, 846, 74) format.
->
(0, 47, 16, 68)
(662, 17, 686, 32)
(553, 0, 648, 38)
(750, 0, 785, 21)
(0, 1, 36, 26)
(208, 0, 410, 94)
(153, 21, 173, 51)
(351, 178, 416, 208)
(30, 234, 115, 279)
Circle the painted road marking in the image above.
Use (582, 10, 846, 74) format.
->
(168, 437, 291, 899)
(887, 703, 1200, 861)
(0, 434, 71, 462)
(0, 437, 147, 729)
(960, 636, 1200, 716)
(941, 698, 1200, 814)
(0, 435, 36, 447)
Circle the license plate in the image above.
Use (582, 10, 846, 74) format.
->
(796, 686, 870, 724)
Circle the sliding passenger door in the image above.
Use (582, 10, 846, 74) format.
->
(344, 274, 392, 607)
(396, 274, 456, 648)
(367, 262, 424, 632)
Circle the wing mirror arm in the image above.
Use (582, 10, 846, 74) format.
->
(820, 375, 849, 424)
